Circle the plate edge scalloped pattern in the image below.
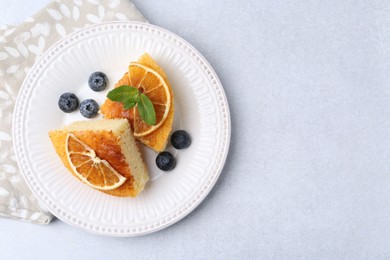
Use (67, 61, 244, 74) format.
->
(12, 21, 231, 237)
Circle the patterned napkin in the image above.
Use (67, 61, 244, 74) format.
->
(0, 0, 146, 224)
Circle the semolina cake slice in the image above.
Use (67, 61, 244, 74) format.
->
(48, 119, 149, 197)
(100, 53, 175, 152)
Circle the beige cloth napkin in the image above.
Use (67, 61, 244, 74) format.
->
(0, 0, 146, 224)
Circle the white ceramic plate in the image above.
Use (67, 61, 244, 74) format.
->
(13, 22, 230, 236)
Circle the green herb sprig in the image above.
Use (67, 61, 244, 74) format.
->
(107, 85, 156, 125)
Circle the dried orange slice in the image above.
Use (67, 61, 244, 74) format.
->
(128, 62, 171, 137)
(65, 133, 126, 191)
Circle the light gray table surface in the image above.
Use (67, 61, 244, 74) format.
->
(1, 0, 390, 259)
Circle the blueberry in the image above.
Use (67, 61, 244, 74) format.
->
(156, 151, 176, 171)
(58, 92, 79, 113)
(88, 71, 108, 92)
(80, 99, 99, 118)
(171, 130, 191, 149)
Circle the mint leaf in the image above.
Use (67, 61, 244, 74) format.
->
(123, 99, 137, 110)
(138, 93, 156, 125)
(107, 85, 139, 109)
(106, 85, 156, 125)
